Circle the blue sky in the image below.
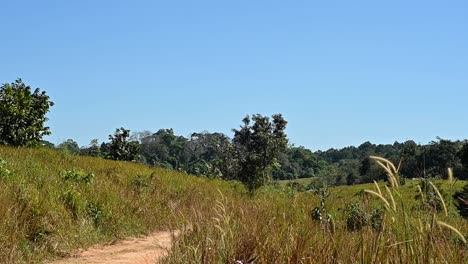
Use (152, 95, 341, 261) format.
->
(1, 0, 467, 150)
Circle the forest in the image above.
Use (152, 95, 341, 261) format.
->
(2, 78, 467, 188)
(59, 130, 468, 185)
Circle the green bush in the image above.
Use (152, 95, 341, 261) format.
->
(129, 173, 155, 190)
(344, 202, 383, 231)
(416, 179, 445, 212)
(0, 159, 11, 179)
(60, 170, 95, 184)
(86, 201, 105, 227)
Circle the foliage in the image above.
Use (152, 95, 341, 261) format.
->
(137, 129, 186, 168)
(58, 139, 80, 154)
(39, 140, 55, 149)
(310, 185, 335, 233)
(86, 202, 105, 227)
(346, 172, 356, 185)
(0, 159, 11, 179)
(416, 178, 446, 212)
(60, 188, 86, 218)
(77, 121, 467, 187)
(231, 114, 288, 191)
(0, 79, 54, 146)
(79, 139, 101, 157)
(316, 138, 467, 184)
(107, 127, 141, 161)
(129, 173, 156, 191)
(344, 202, 383, 231)
(60, 170, 95, 184)
(344, 202, 368, 231)
(273, 146, 328, 180)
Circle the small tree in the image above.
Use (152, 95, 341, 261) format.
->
(107, 128, 140, 161)
(232, 114, 288, 192)
(0, 79, 54, 146)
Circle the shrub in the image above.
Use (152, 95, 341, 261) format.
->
(60, 170, 95, 184)
(344, 202, 384, 232)
(345, 202, 368, 231)
(130, 173, 156, 191)
(61, 189, 86, 218)
(369, 208, 384, 231)
(86, 201, 105, 227)
(310, 185, 335, 233)
(416, 178, 445, 212)
(0, 159, 11, 179)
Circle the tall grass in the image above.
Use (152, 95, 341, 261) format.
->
(0, 146, 237, 263)
(0, 146, 466, 263)
(163, 157, 467, 263)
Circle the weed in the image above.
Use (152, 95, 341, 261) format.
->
(0, 158, 11, 179)
(86, 201, 105, 227)
(60, 170, 95, 184)
(310, 185, 335, 233)
(61, 189, 86, 218)
(130, 174, 152, 190)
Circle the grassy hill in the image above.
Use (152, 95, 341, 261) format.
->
(0, 146, 466, 263)
(280, 177, 467, 201)
(0, 146, 241, 263)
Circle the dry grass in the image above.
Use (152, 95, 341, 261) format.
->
(164, 157, 467, 263)
(0, 146, 238, 263)
(0, 147, 466, 263)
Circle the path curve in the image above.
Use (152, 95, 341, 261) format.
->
(49, 231, 176, 264)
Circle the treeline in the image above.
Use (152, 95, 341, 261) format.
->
(52, 133, 468, 185)
(316, 139, 468, 185)
(2, 78, 468, 188)
(48, 114, 290, 192)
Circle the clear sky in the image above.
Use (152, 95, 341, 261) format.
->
(1, 0, 467, 150)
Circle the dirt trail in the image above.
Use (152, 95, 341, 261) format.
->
(49, 231, 176, 264)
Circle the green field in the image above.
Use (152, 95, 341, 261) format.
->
(0, 146, 466, 263)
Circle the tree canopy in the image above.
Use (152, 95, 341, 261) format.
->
(107, 128, 141, 161)
(1, 79, 464, 189)
(0, 79, 54, 146)
(230, 114, 288, 191)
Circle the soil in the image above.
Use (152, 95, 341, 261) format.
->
(48, 231, 176, 264)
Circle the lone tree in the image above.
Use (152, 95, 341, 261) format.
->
(0, 79, 54, 146)
(107, 128, 141, 161)
(232, 114, 288, 192)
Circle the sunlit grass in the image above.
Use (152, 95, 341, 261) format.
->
(0, 146, 466, 263)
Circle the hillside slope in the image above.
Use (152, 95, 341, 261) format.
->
(0, 146, 466, 263)
(0, 146, 237, 263)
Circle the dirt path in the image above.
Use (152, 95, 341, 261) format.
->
(49, 231, 176, 264)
